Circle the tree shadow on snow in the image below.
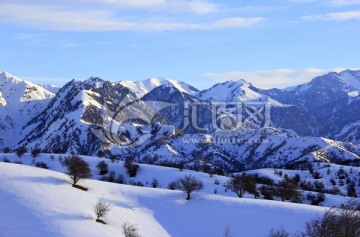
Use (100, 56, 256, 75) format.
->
(54, 212, 93, 221)
(13, 176, 67, 185)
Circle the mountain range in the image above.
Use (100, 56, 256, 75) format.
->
(1, 69, 359, 172)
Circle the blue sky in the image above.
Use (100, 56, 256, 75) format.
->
(0, 0, 359, 89)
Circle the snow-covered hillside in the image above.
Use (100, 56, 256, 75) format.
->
(0, 71, 54, 148)
(335, 120, 360, 144)
(0, 159, 332, 237)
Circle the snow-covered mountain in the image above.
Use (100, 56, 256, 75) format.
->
(19, 77, 138, 154)
(1, 69, 360, 172)
(0, 71, 54, 148)
(197, 80, 282, 105)
(262, 70, 360, 110)
(18, 77, 179, 155)
(119, 77, 199, 98)
(260, 70, 360, 140)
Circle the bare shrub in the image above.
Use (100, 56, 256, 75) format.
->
(35, 162, 49, 169)
(96, 160, 108, 175)
(94, 200, 111, 224)
(274, 179, 301, 202)
(222, 225, 235, 237)
(122, 222, 141, 237)
(31, 148, 41, 158)
(302, 199, 360, 237)
(16, 146, 27, 157)
(267, 227, 290, 237)
(124, 157, 140, 177)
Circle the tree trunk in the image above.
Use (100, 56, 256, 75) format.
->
(186, 192, 191, 200)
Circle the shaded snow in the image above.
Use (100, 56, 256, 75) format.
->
(0, 161, 328, 237)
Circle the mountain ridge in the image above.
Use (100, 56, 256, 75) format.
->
(1, 69, 360, 172)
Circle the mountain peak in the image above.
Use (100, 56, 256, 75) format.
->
(0, 70, 23, 84)
(0, 70, 55, 148)
(83, 77, 105, 86)
(316, 69, 360, 91)
(119, 77, 199, 98)
(229, 78, 249, 85)
(197, 78, 280, 104)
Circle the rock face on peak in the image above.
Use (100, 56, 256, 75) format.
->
(1, 69, 359, 172)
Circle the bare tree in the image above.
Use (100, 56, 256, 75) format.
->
(173, 174, 204, 200)
(222, 225, 235, 237)
(224, 173, 257, 198)
(61, 155, 92, 187)
(2, 147, 11, 153)
(275, 179, 300, 202)
(16, 146, 27, 157)
(336, 199, 360, 237)
(302, 199, 360, 237)
(122, 222, 141, 237)
(94, 200, 111, 224)
(303, 208, 337, 237)
(96, 160, 108, 175)
(124, 157, 140, 177)
(31, 148, 41, 158)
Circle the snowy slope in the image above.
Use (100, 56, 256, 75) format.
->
(18, 78, 132, 154)
(0, 71, 54, 148)
(0, 161, 330, 237)
(197, 80, 282, 105)
(19, 77, 178, 154)
(267, 70, 360, 108)
(119, 77, 199, 98)
(335, 120, 360, 144)
(36, 84, 60, 94)
(282, 70, 360, 94)
(121, 127, 360, 171)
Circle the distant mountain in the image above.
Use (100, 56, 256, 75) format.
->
(0, 71, 54, 148)
(1, 69, 359, 172)
(262, 70, 360, 110)
(260, 70, 360, 139)
(119, 77, 199, 98)
(196, 80, 282, 105)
